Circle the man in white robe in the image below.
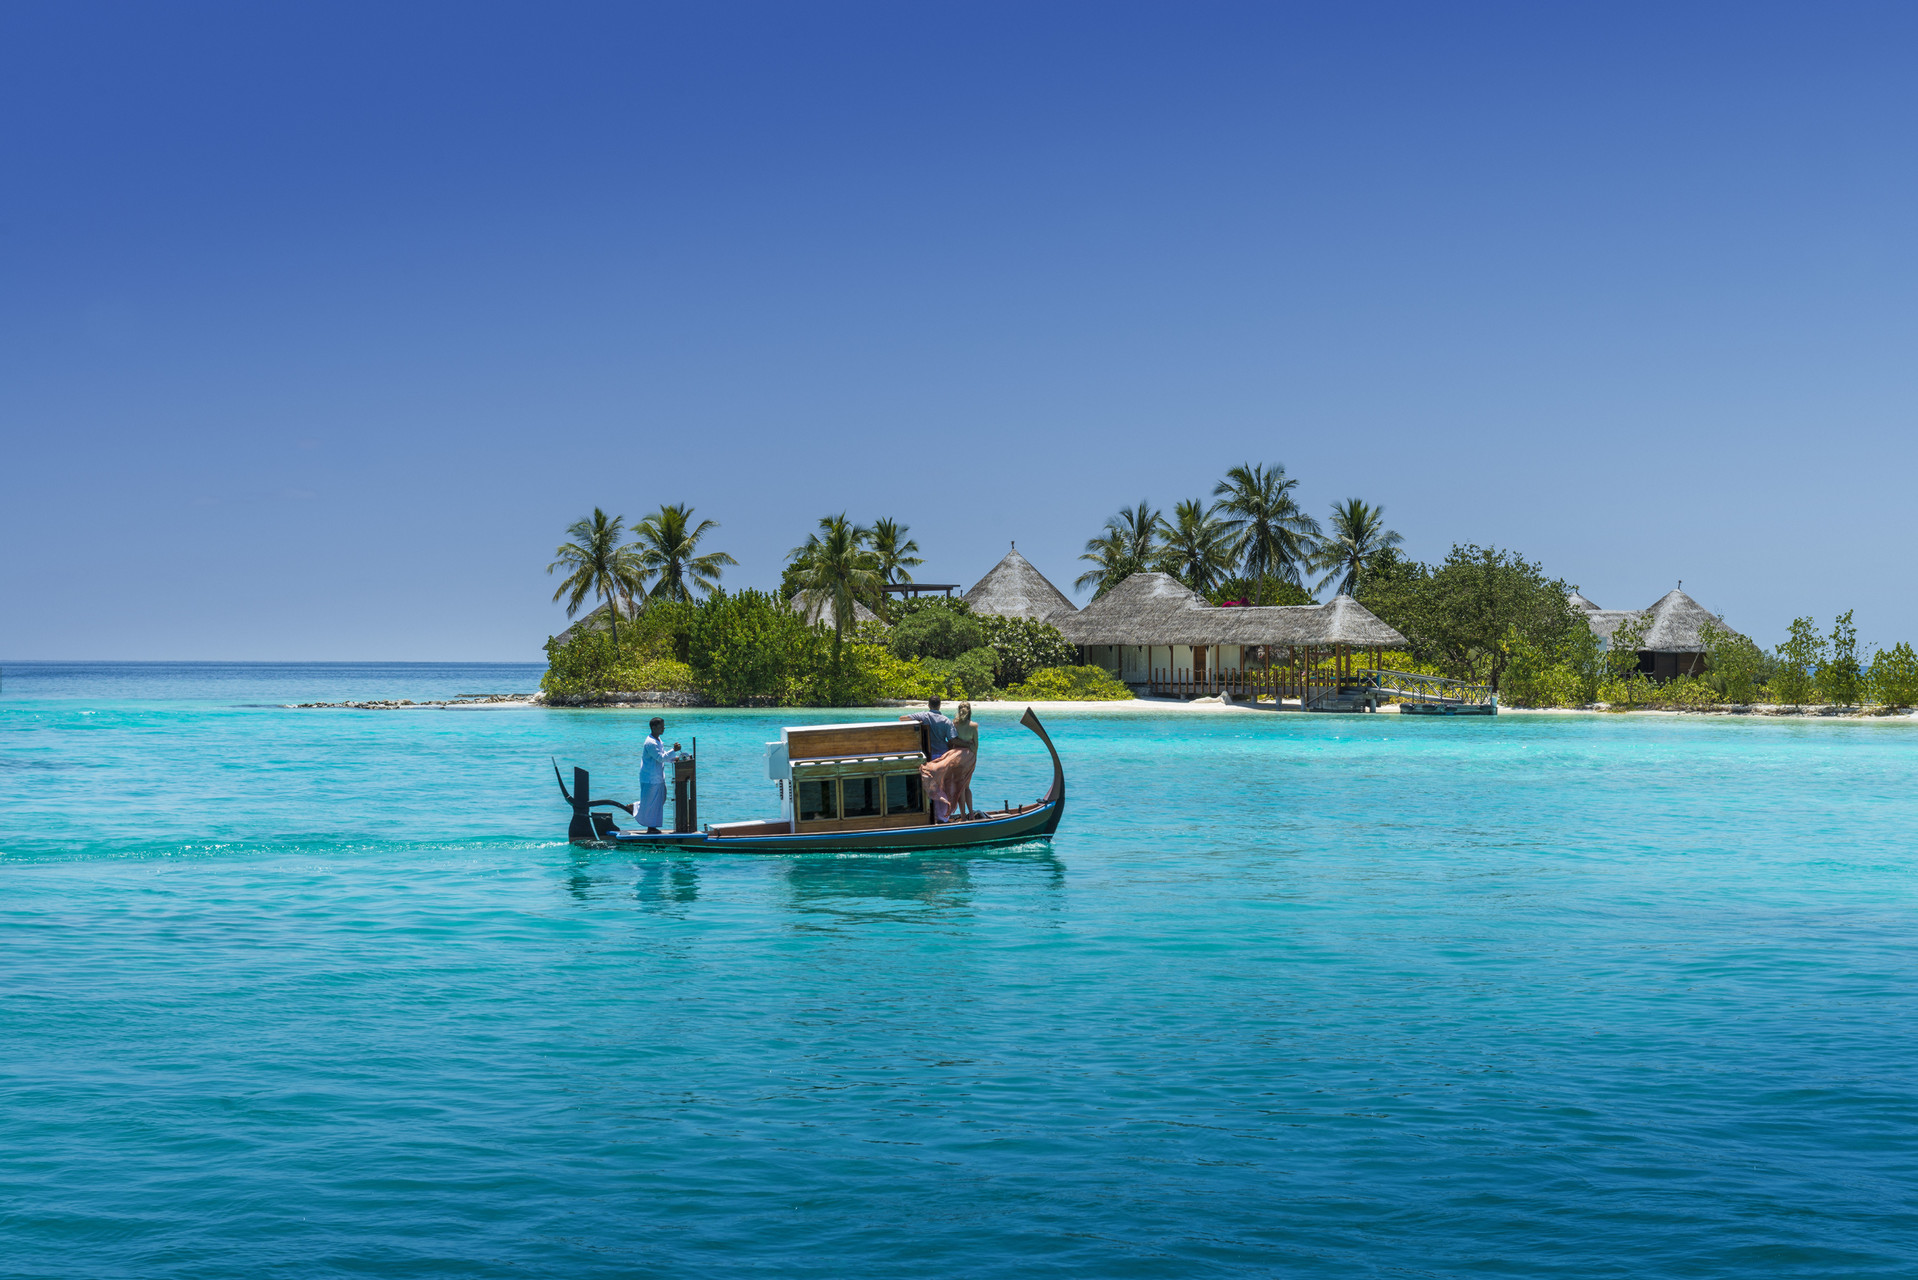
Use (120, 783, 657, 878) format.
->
(631, 717, 683, 833)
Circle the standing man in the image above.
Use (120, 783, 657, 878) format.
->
(631, 716, 684, 834)
(899, 696, 954, 762)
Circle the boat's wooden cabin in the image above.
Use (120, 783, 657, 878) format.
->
(767, 721, 930, 835)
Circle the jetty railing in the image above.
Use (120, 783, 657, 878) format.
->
(1356, 668, 1496, 707)
(1145, 667, 1366, 704)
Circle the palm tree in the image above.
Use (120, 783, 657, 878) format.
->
(631, 503, 737, 603)
(786, 513, 884, 662)
(1153, 499, 1240, 596)
(1309, 498, 1402, 597)
(1075, 501, 1160, 597)
(1213, 462, 1321, 602)
(869, 517, 923, 585)
(547, 508, 646, 646)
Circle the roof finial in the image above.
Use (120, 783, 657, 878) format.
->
(1011, 540, 1015, 549)
(1678, 579, 1682, 590)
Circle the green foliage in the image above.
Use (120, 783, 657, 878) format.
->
(1212, 463, 1319, 595)
(920, 647, 999, 699)
(1309, 497, 1401, 597)
(1648, 674, 1722, 710)
(1003, 665, 1134, 701)
(973, 615, 1076, 686)
(1369, 544, 1578, 690)
(1153, 498, 1240, 595)
(869, 517, 923, 586)
(684, 588, 817, 705)
(1769, 616, 1825, 705)
(540, 628, 695, 699)
(1209, 577, 1314, 607)
(786, 513, 884, 643)
(1868, 641, 1918, 708)
(1078, 501, 1160, 598)
(891, 605, 988, 662)
(1497, 626, 1585, 708)
(1817, 610, 1863, 705)
(1698, 619, 1770, 704)
(1602, 612, 1650, 684)
(1561, 618, 1606, 704)
(631, 503, 735, 602)
(1597, 672, 1656, 708)
(546, 508, 647, 647)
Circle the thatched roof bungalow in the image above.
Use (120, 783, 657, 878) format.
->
(1057, 571, 1405, 692)
(963, 546, 1078, 624)
(1569, 586, 1737, 681)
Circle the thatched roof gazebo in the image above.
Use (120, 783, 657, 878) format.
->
(963, 546, 1078, 624)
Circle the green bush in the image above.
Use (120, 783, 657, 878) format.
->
(974, 615, 1076, 686)
(1649, 675, 1722, 710)
(541, 628, 695, 699)
(685, 588, 817, 705)
(921, 646, 999, 699)
(1699, 620, 1770, 704)
(1769, 616, 1824, 706)
(1003, 665, 1135, 701)
(1817, 611, 1863, 706)
(891, 606, 987, 662)
(1869, 641, 1918, 708)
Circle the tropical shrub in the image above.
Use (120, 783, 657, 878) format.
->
(920, 646, 999, 699)
(1767, 616, 1824, 706)
(1357, 544, 1579, 690)
(1817, 610, 1863, 706)
(684, 588, 816, 705)
(1597, 672, 1657, 708)
(541, 629, 696, 700)
(1699, 620, 1770, 704)
(891, 605, 988, 662)
(1648, 675, 1722, 710)
(1868, 641, 1918, 708)
(974, 615, 1076, 686)
(1003, 665, 1135, 701)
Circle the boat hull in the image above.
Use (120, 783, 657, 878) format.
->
(586, 797, 1064, 854)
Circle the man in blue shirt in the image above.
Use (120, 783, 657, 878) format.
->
(899, 697, 954, 761)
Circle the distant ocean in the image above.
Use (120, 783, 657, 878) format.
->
(2, 663, 1914, 1277)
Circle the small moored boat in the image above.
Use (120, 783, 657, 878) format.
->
(557, 708, 1065, 853)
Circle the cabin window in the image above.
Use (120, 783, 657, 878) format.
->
(842, 776, 882, 819)
(797, 778, 838, 822)
(885, 772, 922, 815)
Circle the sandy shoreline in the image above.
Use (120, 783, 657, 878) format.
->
(287, 694, 1918, 721)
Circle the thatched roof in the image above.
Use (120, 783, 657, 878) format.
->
(790, 590, 879, 631)
(552, 600, 631, 646)
(1057, 573, 1406, 647)
(1567, 590, 1601, 612)
(1640, 588, 1727, 653)
(963, 546, 1078, 623)
(1576, 587, 1737, 653)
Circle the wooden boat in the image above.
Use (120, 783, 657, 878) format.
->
(556, 707, 1065, 853)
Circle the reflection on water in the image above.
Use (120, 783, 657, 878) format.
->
(636, 858, 700, 910)
(780, 843, 1063, 926)
(560, 847, 701, 912)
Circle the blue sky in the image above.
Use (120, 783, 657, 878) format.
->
(4, 2, 1916, 660)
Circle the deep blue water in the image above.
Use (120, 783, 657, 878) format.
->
(2, 663, 1915, 1277)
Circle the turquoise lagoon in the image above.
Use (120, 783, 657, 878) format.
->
(2, 663, 1914, 1277)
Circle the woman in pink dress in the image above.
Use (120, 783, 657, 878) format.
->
(922, 702, 979, 822)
